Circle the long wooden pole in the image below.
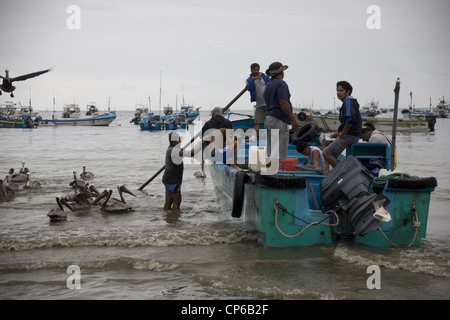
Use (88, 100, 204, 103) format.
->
(390, 78, 400, 169)
(138, 87, 247, 191)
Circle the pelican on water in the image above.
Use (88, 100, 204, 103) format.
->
(69, 171, 85, 189)
(0, 179, 15, 199)
(79, 165, 94, 180)
(5, 174, 19, 191)
(65, 182, 100, 211)
(23, 172, 42, 189)
(47, 197, 75, 222)
(92, 185, 136, 213)
(1, 67, 52, 97)
(8, 167, 29, 183)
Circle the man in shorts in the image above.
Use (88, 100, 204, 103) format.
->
(263, 62, 299, 172)
(322, 81, 362, 174)
(246, 63, 270, 142)
(162, 132, 200, 211)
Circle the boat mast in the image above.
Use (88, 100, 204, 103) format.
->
(159, 71, 162, 116)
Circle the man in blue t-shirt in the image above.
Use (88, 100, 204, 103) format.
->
(322, 81, 362, 174)
(263, 62, 299, 168)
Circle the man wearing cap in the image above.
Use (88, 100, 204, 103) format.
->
(361, 122, 391, 145)
(263, 62, 299, 165)
(198, 107, 237, 177)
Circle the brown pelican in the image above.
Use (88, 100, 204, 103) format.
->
(65, 182, 100, 210)
(47, 197, 75, 222)
(0, 67, 52, 97)
(23, 172, 42, 189)
(79, 165, 94, 179)
(9, 167, 29, 182)
(5, 174, 19, 191)
(69, 171, 85, 189)
(0, 179, 15, 199)
(92, 185, 136, 213)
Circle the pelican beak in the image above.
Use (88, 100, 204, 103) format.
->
(88, 183, 100, 195)
(120, 185, 136, 197)
(60, 197, 75, 212)
(92, 189, 109, 205)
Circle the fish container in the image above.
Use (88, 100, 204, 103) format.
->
(248, 146, 267, 172)
(278, 157, 299, 172)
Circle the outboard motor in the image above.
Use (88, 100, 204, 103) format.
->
(320, 155, 390, 236)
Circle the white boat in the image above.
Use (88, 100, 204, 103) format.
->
(294, 109, 430, 132)
(61, 104, 81, 118)
(434, 97, 449, 118)
(0, 101, 38, 120)
(38, 111, 116, 126)
(85, 102, 99, 116)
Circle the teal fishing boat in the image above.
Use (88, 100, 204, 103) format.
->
(210, 141, 437, 248)
(139, 114, 188, 131)
(210, 80, 437, 248)
(0, 114, 38, 128)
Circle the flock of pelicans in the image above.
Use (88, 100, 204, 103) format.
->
(1, 161, 136, 222)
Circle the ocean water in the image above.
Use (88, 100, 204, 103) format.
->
(0, 111, 449, 302)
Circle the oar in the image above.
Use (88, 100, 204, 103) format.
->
(138, 87, 247, 191)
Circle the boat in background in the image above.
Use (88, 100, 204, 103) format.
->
(434, 97, 449, 118)
(85, 102, 99, 116)
(38, 101, 116, 126)
(139, 113, 188, 131)
(294, 109, 431, 132)
(130, 104, 151, 125)
(37, 110, 116, 126)
(177, 105, 200, 123)
(0, 114, 38, 128)
(0, 100, 38, 120)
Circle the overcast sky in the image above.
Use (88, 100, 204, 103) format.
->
(1, 0, 449, 113)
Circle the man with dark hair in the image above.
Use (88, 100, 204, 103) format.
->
(246, 63, 270, 141)
(361, 122, 391, 145)
(322, 81, 362, 174)
(263, 62, 299, 167)
(296, 141, 326, 168)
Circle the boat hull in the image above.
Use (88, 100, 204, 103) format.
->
(295, 111, 430, 132)
(38, 113, 116, 126)
(210, 143, 437, 248)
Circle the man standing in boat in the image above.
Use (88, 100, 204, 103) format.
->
(263, 62, 299, 172)
(246, 63, 270, 142)
(322, 81, 362, 174)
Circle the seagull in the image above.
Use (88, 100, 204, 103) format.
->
(0, 67, 52, 97)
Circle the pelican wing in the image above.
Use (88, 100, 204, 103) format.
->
(10, 67, 53, 82)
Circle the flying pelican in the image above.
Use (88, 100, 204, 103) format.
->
(92, 185, 136, 213)
(23, 172, 42, 189)
(0, 179, 15, 199)
(47, 197, 75, 222)
(79, 165, 94, 179)
(0, 67, 52, 97)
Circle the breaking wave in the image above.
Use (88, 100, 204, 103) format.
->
(333, 242, 450, 278)
(0, 229, 257, 252)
